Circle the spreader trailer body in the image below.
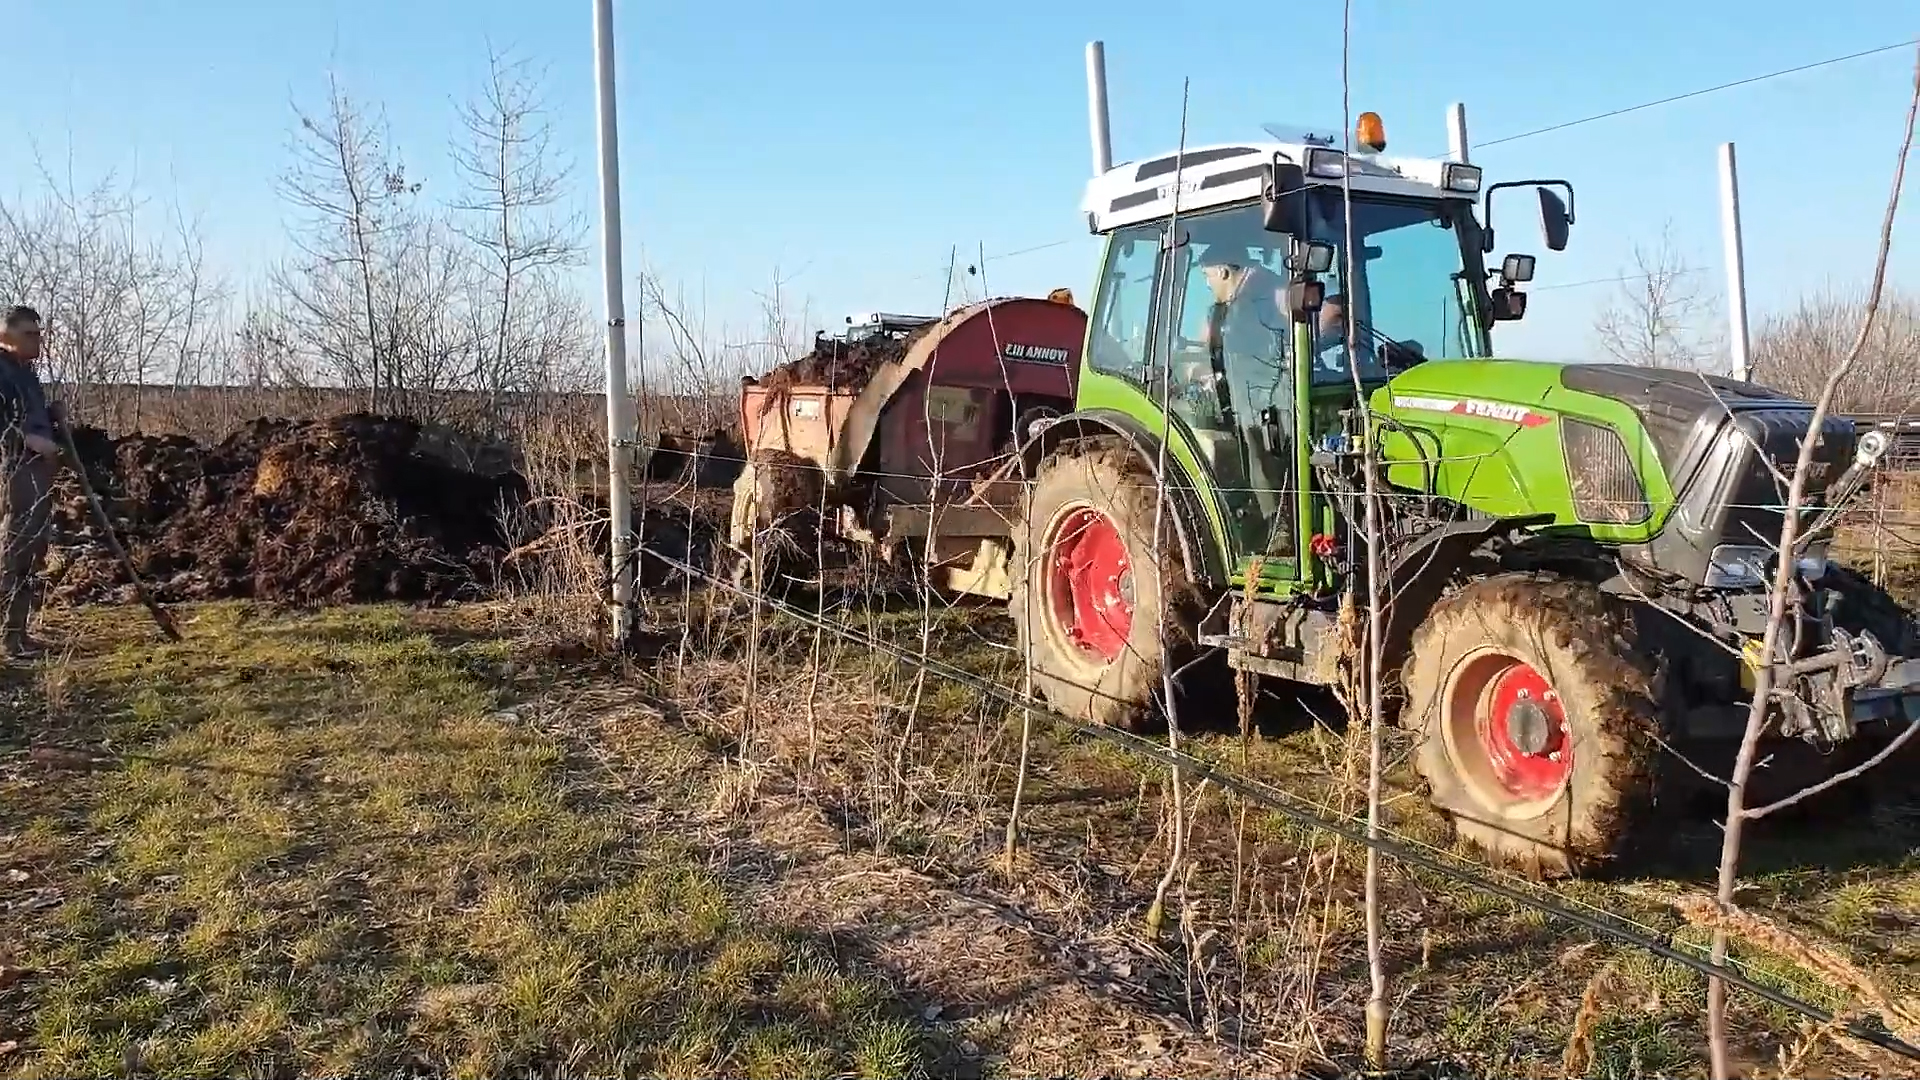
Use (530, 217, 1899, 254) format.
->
(728, 295, 1088, 594)
(984, 70, 1920, 877)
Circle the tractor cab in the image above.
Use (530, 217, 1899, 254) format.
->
(1072, 110, 1573, 591)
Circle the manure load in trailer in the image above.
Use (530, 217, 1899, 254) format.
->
(729, 294, 1087, 597)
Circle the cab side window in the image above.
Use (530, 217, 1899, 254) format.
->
(1086, 224, 1163, 381)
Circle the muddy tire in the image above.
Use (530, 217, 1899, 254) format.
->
(1404, 573, 1663, 878)
(1009, 441, 1204, 732)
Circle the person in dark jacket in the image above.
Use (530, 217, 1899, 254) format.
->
(1, 305, 60, 660)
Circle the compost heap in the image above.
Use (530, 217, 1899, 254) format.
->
(47, 415, 532, 606)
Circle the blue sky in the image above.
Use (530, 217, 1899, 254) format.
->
(6, 0, 1916, 366)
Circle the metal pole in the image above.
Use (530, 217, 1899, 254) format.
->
(1447, 102, 1470, 164)
(1718, 141, 1752, 382)
(1086, 40, 1113, 176)
(592, 0, 636, 642)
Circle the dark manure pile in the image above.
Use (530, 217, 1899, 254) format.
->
(47, 414, 530, 606)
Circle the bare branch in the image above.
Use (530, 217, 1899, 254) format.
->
(1707, 43, 1920, 1080)
(1746, 719, 1920, 818)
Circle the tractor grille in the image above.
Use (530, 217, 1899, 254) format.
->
(1713, 407, 1857, 543)
(1666, 407, 1857, 550)
(1561, 417, 1650, 525)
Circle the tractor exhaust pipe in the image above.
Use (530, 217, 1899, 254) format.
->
(1447, 102, 1470, 164)
(1086, 40, 1113, 177)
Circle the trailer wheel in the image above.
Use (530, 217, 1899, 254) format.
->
(1010, 442, 1202, 732)
(1404, 573, 1663, 878)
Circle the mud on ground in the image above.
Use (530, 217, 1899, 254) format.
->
(44, 414, 743, 609)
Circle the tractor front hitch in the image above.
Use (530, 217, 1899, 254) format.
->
(1846, 655, 1920, 726)
(1769, 630, 1920, 742)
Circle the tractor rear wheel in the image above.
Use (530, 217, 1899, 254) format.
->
(1403, 573, 1663, 878)
(1010, 442, 1203, 732)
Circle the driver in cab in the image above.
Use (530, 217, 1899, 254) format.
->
(1194, 242, 1286, 372)
(1313, 293, 1406, 381)
(1314, 293, 1356, 373)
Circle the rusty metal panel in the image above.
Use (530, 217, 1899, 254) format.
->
(829, 296, 1087, 487)
(739, 384, 859, 469)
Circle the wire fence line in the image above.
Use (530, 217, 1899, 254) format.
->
(646, 440, 1920, 521)
(622, 529, 1920, 1065)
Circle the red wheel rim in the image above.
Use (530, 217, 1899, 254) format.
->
(1046, 506, 1135, 663)
(1476, 659, 1572, 802)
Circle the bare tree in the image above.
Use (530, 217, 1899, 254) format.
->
(0, 56, 612, 442)
(0, 156, 229, 428)
(161, 199, 231, 391)
(271, 73, 429, 411)
(1594, 222, 1718, 371)
(225, 289, 308, 390)
(448, 47, 589, 430)
(1750, 286, 1920, 415)
(637, 265, 808, 435)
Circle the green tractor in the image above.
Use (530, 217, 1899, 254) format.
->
(1008, 107, 1920, 878)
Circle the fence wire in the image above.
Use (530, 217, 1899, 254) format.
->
(628, 536, 1920, 1064)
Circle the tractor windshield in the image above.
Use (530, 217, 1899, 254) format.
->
(1301, 190, 1490, 384)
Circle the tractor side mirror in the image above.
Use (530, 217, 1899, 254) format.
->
(1501, 253, 1536, 283)
(1482, 179, 1576, 254)
(1537, 188, 1571, 253)
(1490, 286, 1528, 322)
(1262, 161, 1308, 234)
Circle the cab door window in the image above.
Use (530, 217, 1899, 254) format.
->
(1166, 205, 1297, 559)
(1087, 224, 1162, 380)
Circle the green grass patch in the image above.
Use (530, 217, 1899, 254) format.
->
(0, 603, 926, 1079)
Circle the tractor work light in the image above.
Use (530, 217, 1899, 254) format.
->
(1797, 544, 1831, 581)
(1356, 111, 1387, 153)
(1704, 544, 1771, 589)
(1306, 147, 1348, 179)
(1704, 543, 1832, 589)
(1442, 162, 1483, 193)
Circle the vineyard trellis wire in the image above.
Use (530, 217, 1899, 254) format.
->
(623, 533, 1920, 1065)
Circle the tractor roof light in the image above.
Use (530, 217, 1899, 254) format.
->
(1356, 111, 1386, 154)
(1443, 162, 1483, 194)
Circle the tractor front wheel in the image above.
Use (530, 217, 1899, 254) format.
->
(1009, 442, 1202, 732)
(1403, 574, 1664, 878)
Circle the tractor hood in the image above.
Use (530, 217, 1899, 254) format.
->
(1553, 363, 1803, 468)
(1371, 359, 1856, 584)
